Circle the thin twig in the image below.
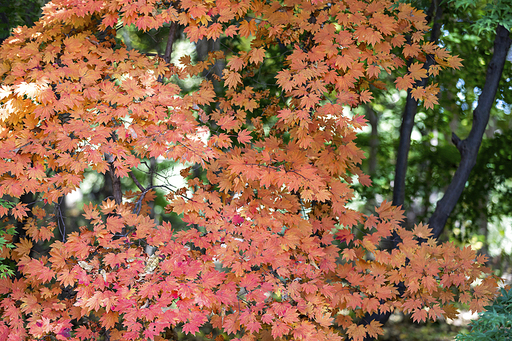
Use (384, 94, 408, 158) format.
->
(130, 171, 146, 192)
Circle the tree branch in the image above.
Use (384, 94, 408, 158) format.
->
(429, 25, 512, 239)
(108, 156, 123, 205)
(130, 171, 146, 192)
(392, 0, 443, 209)
(163, 22, 177, 63)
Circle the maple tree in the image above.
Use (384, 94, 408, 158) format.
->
(0, 0, 502, 340)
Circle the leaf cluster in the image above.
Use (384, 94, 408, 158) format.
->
(0, 0, 502, 340)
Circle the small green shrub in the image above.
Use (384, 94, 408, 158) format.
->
(0, 198, 15, 278)
(456, 287, 512, 341)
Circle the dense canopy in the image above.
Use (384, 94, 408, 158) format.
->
(0, 0, 508, 340)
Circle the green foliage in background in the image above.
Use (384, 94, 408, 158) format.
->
(450, 0, 512, 33)
(456, 287, 512, 340)
(0, 199, 15, 278)
(0, 0, 49, 42)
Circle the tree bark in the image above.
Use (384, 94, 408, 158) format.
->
(108, 159, 123, 205)
(163, 22, 178, 64)
(196, 30, 225, 91)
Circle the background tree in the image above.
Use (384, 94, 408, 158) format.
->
(355, 1, 512, 336)
(356, 0, 512, 266)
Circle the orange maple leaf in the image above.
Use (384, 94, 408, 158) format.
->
(408, 62, 428, 80)
(14, 238, 33, 258)
(403, 43, 421, 58)
(249, 48, 265, 64)
(366, 320, 383, 339)
(237, 129, 252, 145)
(413, 223, 432, 239)
(347, 324, 367, 341)
(11, 203, 29, 221)
(239, 20, 257, 38)
(395, 75, 414, 90)
(57, 269, 76, 287)
(223, 70, 242, 89)
(100, 311, 119, 330)
(411, 308, 428, 323)
(227, 56, 246, 72)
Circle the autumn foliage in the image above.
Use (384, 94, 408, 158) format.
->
(0, 0, 499, 340)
